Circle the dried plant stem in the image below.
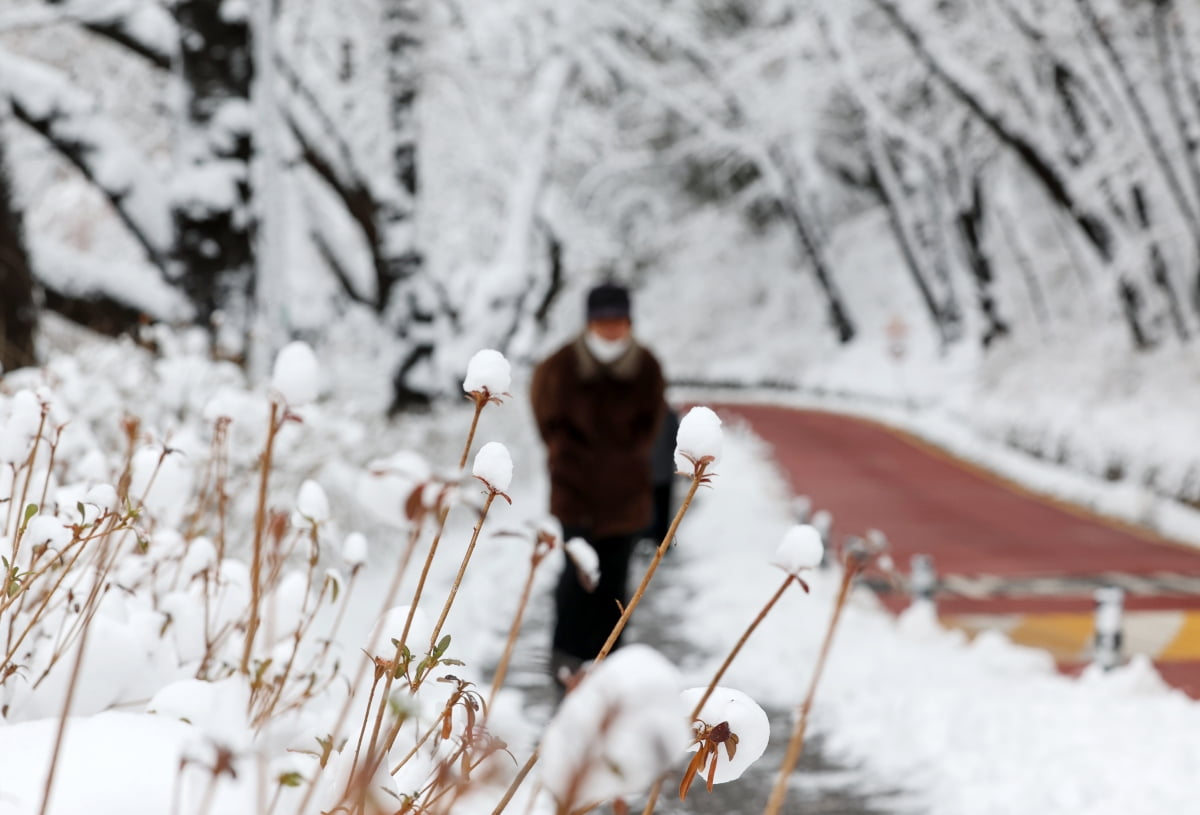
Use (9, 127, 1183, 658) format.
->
(487, 552, 543, 706)
(8, 405, 48, 547)
(294, 518, 426, 815)
(320, 569, 361, 659)
(640, 572, 795, 815)
(389, 708, 450, 774)
(37, 543, 108, 815)
(460, 397, 486, 470)
(428, 491, 496, 652)
(488, 741, 540, 815)
(352, 397, 486, 792)
(242, 401, 281, 675)
(350, 671, 387, 783)
(762, 563, 860, 815)
(692, 573, 794, 717)
(596, 463, 707, 663)
(491, 465, 709, 815)
(5, 407, 51, 653)
(359, 504, 451, 775)
(2, 528, 97, 668)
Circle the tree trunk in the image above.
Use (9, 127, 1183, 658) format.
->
(1076, 0, 1200, 237)
(957, 178, 1010, 347)
(767, 145, 855, 343)
(0, 133, 37, 373)
(382, 0, 435, 412)
(866, 130, 957, 347)
(172, 0, 256, 355)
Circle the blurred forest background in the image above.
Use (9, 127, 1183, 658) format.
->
(2, 0, 1199, 413)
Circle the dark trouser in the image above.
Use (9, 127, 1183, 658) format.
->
(650, 481, 674, 544)
(552, 528, 636, 663)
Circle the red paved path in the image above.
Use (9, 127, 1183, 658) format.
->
(715, 403, 1200, 696)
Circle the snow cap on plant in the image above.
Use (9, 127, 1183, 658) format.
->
(341, 531, 368, 568)
(24, 514, 72, 551)
(295, 479, 330, 525)
(83, 483, 119, 515)
(463, 348, 511, 401)
(270, 340, 321, 406)
(472, 441, 513, 494)
(540, 644, 689, 809)
(772, 524, 824, 578)
(0, 389, 44, 464)
(674, 406, 722, 474)
(565, 537, 600, 592)
(679, 686, 770, 798)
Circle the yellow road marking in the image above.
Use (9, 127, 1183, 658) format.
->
(944, 611, 1200, 663)
(1161, 614, 1200, 660)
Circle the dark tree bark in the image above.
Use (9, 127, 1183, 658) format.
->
(1118, 278, 1153, 349)
(533, 220, 565, 330)
(865, 132, 959, 347)
(0, 135, 37, 373)
(1129, 184, 1189, 340)
(957, 178, 1010, 347)
(382, 0, 435, 411)
(172, 0, 256, 346)
(996, 202, 1053, 337)
(1152, 0, 1200, 321)
(1076, 0, 1200, 237)
(767, 145, 855, 343)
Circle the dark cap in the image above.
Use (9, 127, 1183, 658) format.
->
(586, 282, 631, 321)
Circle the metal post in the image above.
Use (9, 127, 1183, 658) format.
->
(812, 509, 833, 568)
(792, 495, 813, 524)
(909, 554, 937, 605)
(1092, 586, 1125, 671)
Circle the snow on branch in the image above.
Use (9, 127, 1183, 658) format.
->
(31, 239, 193, 322)
(44, 0, 178, 69)
(867, 0, 1114, 259)
(0, 49, 172, 271)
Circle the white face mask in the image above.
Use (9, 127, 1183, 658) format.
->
(585, 331, 632, 364)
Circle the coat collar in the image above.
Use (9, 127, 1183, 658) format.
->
(573, 333, 643, 381)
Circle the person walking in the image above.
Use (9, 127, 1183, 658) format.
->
(530, 282, 666, 687)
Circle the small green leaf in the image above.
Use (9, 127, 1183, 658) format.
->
(440, 658, 466, 667)
(278, 771, 303, 788)
(23, 503, 37, 524)
(434, 635, 451, 660)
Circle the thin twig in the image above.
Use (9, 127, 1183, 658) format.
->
(762, 562, 862, 815)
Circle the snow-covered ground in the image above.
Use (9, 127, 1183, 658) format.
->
(1, 324, 1196, 815)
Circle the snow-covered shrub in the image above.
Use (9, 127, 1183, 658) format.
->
(0, 338, 797, 815)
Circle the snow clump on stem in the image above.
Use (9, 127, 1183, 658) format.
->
(295, 479, 330, 525)
(463, 349, 511, 399)
(674, 406, 722, 473)
(270, 340, 320, 406)
(680, 686, 770, 791)
(772, 524, 824, 577)
(539, 644, 689, 809)
(564, 537, 600, 592)
(341, 532, 368, 568)
(472, 441, 513, 493)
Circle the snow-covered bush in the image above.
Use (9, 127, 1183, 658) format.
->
(0, 337, 839, 815)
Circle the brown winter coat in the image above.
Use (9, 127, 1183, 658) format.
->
(530, 334, 665, 538)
